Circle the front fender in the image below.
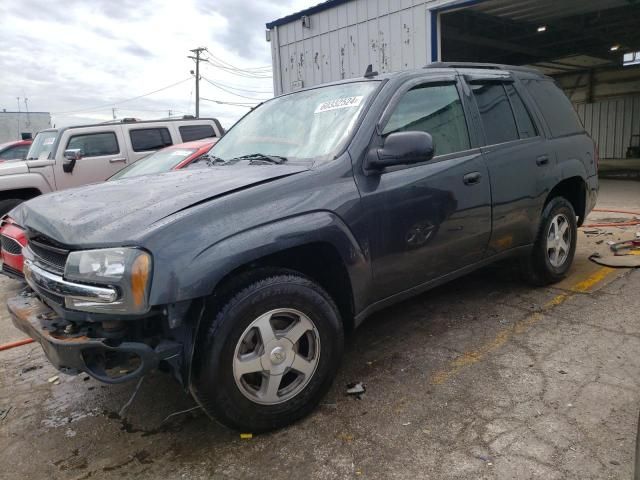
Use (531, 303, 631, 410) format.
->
(0, 172, 52, 195)
(148, 211, 371, 313)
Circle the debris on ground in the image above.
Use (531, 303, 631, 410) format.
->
(20, 365, 42, 374)
(558, 370, 568, 374)
(47, 375, 59, 383)
(346, 382, 366, 399)
(0, 406, 12, 421)
(240, 433, 253, 440)
(590, 254, 640, 268)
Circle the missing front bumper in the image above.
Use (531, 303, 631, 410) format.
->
(7, 293, 181, 384)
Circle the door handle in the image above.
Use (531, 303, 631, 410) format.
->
(536, 155, 550, 166)
(109, 157, 127, 163)
(463, 172, 482, 185)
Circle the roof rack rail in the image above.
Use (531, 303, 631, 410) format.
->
(425, 62, 541, 74)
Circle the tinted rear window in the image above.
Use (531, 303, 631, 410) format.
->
(505, 84, 537, 139)
(130, 128, 173, 152)
(179, 124, 215, 142)
(471, 83, 519, 145)
(522, 79, 583, 137)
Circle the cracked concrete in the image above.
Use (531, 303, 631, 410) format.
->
(1, 179, 639, 479)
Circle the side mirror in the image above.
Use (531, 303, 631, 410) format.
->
(368, 131, 434, 170)
(63, 149, 83, 173)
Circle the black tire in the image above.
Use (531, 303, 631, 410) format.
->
(521, 196, 577, 286)
(0, 198, 24, 217)
(191, 269, 344, 432)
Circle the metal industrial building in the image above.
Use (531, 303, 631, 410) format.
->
(266, 0, 640, 161)
(0, 111, 51, 144)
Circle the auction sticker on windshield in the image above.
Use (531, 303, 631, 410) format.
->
(314, 96, 363, 114)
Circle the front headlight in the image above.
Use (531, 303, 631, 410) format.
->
(64, 248, 152, 314)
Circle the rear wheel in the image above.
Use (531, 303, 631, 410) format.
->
(521, 196, 577, 286)
(191, 270, 343, 432)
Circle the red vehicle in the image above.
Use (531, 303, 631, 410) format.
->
(0, 139, 32, 161)
(0, 139, 217, 279)
(0, 215, 27, 279)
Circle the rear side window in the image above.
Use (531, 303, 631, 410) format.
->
(67, 132, 119, 157)
(505, 84, 537, 139)
(0, 145, 29, 160)
(521, 79, 583, 137)
(471, 83, 519, 145)
(130, 128, 172, 152)
(179, 124, 215, 142)
(383, 83, 470, 157)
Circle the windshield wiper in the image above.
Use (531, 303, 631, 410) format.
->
(231, 153, 288, 165)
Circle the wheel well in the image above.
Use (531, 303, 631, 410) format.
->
(0, 188, 41, 202)
(545, 177, 586, 226)
(213, 243, 355, 332)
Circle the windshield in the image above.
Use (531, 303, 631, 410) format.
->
(211, 82, 379, 164)
(26, 131, 58, 160)
(110, 147, 198, 180)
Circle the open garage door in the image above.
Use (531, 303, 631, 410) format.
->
(439, 0, 640, 172)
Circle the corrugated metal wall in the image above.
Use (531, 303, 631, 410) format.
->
(270, 0, 453, 95)
(575, 96, 640, 159)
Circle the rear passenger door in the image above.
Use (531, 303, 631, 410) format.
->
(53, 127, 127, 190)
(466, 76, 552, 254)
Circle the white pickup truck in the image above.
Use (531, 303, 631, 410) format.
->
(0, 117, 224, 214)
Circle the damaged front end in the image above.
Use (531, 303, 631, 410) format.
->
(8, 293, 183, 383)
(7, 233, 197, 385)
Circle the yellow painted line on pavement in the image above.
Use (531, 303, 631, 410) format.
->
(430, 266, 616, 386)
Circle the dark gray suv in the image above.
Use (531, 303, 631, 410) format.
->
(8, 62, 597, 431)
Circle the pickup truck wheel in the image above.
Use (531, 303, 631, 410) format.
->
(191, 270, 343, 432)
(0, 199, 24, 216)
(521, 196, 577, 286)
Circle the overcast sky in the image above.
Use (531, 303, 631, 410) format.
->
(0, 0, 317, 130)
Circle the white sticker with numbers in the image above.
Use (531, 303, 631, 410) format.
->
(314, 96, 363, 114)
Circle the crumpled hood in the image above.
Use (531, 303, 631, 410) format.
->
(0, 160, 28, 176)
(12, 164, 309, 247)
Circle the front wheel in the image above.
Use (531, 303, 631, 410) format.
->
(191, 270, 344, 432)
(521, 196, 577, 286)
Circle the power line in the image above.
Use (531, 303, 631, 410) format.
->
(201, 76, 270, 101)
(202, 53, 272, 79)
(52, 78, 192, 115)
(200, 97, 260, 108)
(203, 49, 271, 72)
(203, 79, 272, 94)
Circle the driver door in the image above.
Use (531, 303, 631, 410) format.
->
(355, 78, 492, 301)
(53, 127, 127, 190)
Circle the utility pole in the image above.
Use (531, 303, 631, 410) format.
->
(112, 108, 117, 120)
(24, 97, 30, 128)
(188, 47, 206, 118)
(168, 109, 172, 118)
(16, 97, 21, 137)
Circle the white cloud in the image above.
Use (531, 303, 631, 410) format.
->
(0, 0, 318, 130)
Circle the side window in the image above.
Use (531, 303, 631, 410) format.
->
(0, 145, 29, 160)
(179, 124, 215, 142)
(382, 83, 470, 157)
(67, 132, 119, 157)
(471, 83, 519, 145)
(521, 79, 583, 137)
(130, 128, 173, 152)
(504, 84, 537, 139)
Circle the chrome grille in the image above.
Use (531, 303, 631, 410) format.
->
(1, 234, 22, 255)
(28, 236, 69, 275)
